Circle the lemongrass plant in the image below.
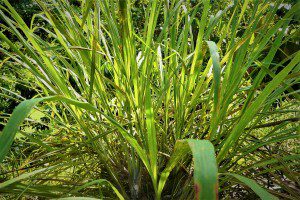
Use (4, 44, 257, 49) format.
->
(0, 0, 299, 199)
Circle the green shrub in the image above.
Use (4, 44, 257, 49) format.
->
(0, 0, 299, 199)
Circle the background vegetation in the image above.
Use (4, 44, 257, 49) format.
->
(0, 0, 299, 199)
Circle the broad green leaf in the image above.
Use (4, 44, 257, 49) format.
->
(188, 140, 218, 200)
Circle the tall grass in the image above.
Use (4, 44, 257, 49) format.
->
(0, 0, 299, 199)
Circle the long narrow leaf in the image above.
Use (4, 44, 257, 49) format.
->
(226, 173, 278, 200)
(158, 139, 218, 199)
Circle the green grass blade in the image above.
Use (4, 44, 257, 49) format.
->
(0, 165, 55, 189)
(0, 96, 151, 175)
(218, 52, 300, 162)
(55, 198, 100, 200)
(188, 0, 210, 91)
(69, 179, 124, 200)
(145, 85, 158, 193)
(0, 97, 52, 163)
(158, 139, 218, 199)
(226, 173, 278, 200)
(157, 140, 190, 198)
(206, 41, 221, 139)
(88, 33, 97, 103)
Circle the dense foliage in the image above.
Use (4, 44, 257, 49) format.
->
(0, 0, 299, 199)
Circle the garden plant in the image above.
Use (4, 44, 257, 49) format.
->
(0, 0, 299, 199)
